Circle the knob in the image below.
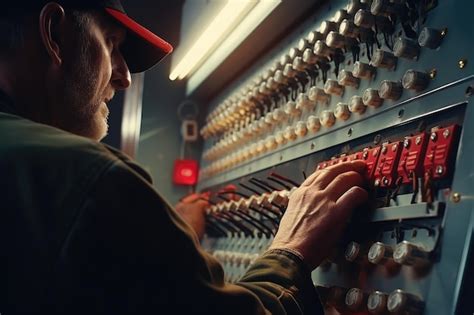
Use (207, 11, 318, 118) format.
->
(259, 81, 271, 96)
(402, 69, 431, 91)
(296, 93, 316, 110)
(319, 20, 338, 36)
(339, 19, 360, 38)
(371, 49, 397, 70)
(379, 80, 403, 100)
(324, 79, 344, 96)
(284, 126, 297, 141)
(367, 291, 388, 314)
(353, 61, 376, 79)
(347, 0, 366, 15)
(394, 37, 420, 60)
(338, 69, 360, 88)
(349, 95, 367, 114)
(363, 88, 383, 107)
(292, 56, 307, 72)
(289, 47, 300, 60)
(326, 31, 347, 49)
(265, 135, 278, 150)
(335, 102, 351, 121)
(393, 241, 430, 266)
(303, 48, 320, 64)
(275, 130, 287, 145)
(307, 30, 325, 45)
(368, 242, 394, 265)
(264, 112, 276, 125)
(345, 288, 368, 312)
(257, 116, 271, 133)
(295, 121, 308, 137)
(283, 63, 297, 78)
(285, 101, 302, 117)
(320, 110, 336, 127)
(298, 38, 311, 52)
(354, 9, 391, 30)
(266, 77, 280, 90)
(279, 54, 291, 68)
(371, 0, 401, 17)
(387, 290, 424, 314)
(256, 139, 266, 154)
(307, 115, 321, 132)
(333, 9, 350, 24)
(268, 191, 289, 208)
(344, 241, 367, 262)
(274, 70, 289, 85)
(272, 108, 288, 122)
(314, 40, 334, 58)
(418, 27, 444, 49)
(308, 86, 331, 104)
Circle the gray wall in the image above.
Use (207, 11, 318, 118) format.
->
(124, 1, 202, 205)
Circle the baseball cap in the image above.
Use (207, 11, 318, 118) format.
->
(3, 0, 173, 73)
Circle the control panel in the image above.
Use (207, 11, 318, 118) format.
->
(196, 0, 474, 313)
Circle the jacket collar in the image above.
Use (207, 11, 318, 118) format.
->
(0, 89, 18, 115)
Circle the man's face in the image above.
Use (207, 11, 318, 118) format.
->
(57, 11, 131, 141)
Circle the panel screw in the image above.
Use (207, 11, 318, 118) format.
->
(429, 68, 437, 79)
(415, 136, 422, 145)
(383, 177, 390, 186)
(430, 132, 438, 141)
(310, 142, 315, 150)
(436, 165, 444, 175)
(451, 192, 461, 203)
(443, 129, 450, 138)
(403, 138, 411, 148)
(458, 59, 467, 69)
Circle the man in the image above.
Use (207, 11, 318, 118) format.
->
(0, 0, 368, 314)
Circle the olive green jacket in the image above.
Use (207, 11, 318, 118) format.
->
(0, 93, 323, 314)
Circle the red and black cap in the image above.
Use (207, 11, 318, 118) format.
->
(3, 0, 173, 73)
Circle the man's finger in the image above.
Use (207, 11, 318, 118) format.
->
(335, 186, 368, 217)
(312, 160, 366, 189)
(324, 171, 366, 200)
(180, 193, 203, 204)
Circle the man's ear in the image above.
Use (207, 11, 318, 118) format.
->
(38, 2, 66, 67)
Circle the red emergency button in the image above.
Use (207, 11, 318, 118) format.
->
(173, 159, 199, 185)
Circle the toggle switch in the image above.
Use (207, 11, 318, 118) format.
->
(324, 79, 345, 96)
(402, 69, 431, 92)
(387, 290, 425, 315)
(371, 49, 398, 70)
(353, 61, 376, 80)
(379, 80, 403, 100)
(363, 88, 384, 107)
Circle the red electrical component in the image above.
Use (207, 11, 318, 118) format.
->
(328, 157, 341, 166)
(423, 124, 460, 179)
(397, 133, 429, 184)
(173, 159, 199, 186)
(361, 146, 381, 181)
(317, 160, 329, 170)
(373, 141, 403, 187)
(347, 151, 362, 161)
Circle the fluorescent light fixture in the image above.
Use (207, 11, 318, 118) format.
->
(169, 0, 258, 81)
(186, 0, 281, 94)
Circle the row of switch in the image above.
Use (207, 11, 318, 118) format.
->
(319, 285, 424, 314)
(200, 100, 455, 182)
(200, 0, 444, 140)
(316, 124, 459, 187)
(202, 65, 433, 163)
(344, 240, 431, 267)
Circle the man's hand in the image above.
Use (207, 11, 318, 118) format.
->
(269, 161, 368, 269)
(175, 193, 209, 240)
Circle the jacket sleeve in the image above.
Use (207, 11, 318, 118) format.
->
(47, 160, 324, 314)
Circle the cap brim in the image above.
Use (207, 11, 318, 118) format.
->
(105, 8, 173, 73)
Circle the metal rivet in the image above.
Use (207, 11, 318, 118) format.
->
(429, 68, 437, 79)
(310, 143, 315, 150)
(403, 138, 410, 148)
(451, 192, 461, 203)
(441, 28, 448, 36)
(430, 132, 438, 141)
(415, 136, 422, 145)
(443, 129, 450, 138)
(459, 59, 467, 69)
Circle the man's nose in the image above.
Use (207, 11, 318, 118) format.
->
(111, 52, 132, 90)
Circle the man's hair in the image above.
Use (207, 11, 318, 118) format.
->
(0, 9, 92, 54)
